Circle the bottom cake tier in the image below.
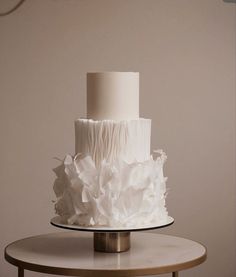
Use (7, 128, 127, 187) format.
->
(53, 150, 168, 228)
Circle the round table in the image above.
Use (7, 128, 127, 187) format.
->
(5, 232, 207, 277)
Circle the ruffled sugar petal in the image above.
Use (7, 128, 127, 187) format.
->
(53, 178, 65, 197)
(53, 150, 168, 228)
(53, 163, 65, 178)
(53, 162, 71, 197)
(74, 154, 96, 172)
(55, 190, 75, 217)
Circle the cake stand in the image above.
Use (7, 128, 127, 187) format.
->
(50, 216, 174, 253)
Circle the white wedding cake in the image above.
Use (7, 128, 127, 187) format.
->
(53, 72, 169, 228)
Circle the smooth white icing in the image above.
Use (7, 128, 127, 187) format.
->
(53, 150, 168, 228)
(75, 118, 151, 166)
(87, 72, 139, 120)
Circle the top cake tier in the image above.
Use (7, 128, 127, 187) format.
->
(87, 72, 139, 120)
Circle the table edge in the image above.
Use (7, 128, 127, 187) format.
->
(5, 247, 207, 277)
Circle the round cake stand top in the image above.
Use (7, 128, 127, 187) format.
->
(50, 216, 174, 232)
(5, 232, 207, 277)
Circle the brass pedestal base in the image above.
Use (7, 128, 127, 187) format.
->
(94, 232, 130, 253)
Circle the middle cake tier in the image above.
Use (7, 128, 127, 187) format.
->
(75, 118, 151, 166)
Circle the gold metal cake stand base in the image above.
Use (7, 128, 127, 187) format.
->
(94, 232, 130, 253)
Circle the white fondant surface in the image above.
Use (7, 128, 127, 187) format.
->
(87, 72, 139, 120)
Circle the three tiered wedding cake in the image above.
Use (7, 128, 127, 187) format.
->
(53, 72, 169, 228)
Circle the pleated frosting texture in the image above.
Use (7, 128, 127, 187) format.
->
(75, 119, 151, 166)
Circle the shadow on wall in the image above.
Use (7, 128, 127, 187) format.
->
(223, 0, 236, 3)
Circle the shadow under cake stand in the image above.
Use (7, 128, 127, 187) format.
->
(50, 216, 174, 253)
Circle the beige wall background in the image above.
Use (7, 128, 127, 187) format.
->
(0, 0, 235, 277)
